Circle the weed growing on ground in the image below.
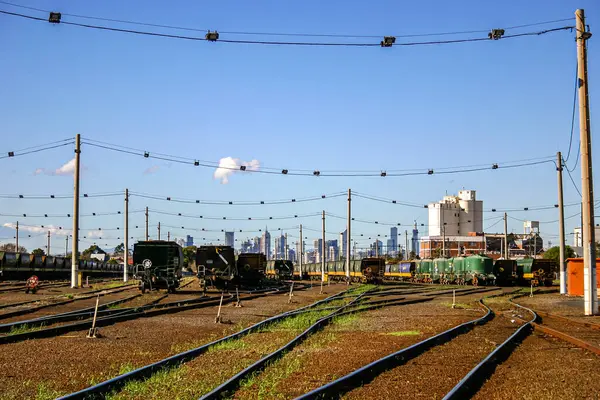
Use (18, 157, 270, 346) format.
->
(208, 338, 248, 352)
(35, 382, 61, 400)
(63, 293, 74, 299)
(386, 330, 421, 337)
(106, 364, 189, 400)
(118, 362, 137, 375)
(332, 313, 359, 326)
(239, 356, 302, 399)
(441, 302, 471, 309)
(8, 323, 45, 335)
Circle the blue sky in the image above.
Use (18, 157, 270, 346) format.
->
(0, 0, 597, 254)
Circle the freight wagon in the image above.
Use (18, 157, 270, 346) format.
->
(133, 240, 183, 293)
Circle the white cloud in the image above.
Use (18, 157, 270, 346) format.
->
(34, 157, 76, 176)
(3, 222, 71, 236)
(144, 165, 160, 175)
(214, 157, 260, 184)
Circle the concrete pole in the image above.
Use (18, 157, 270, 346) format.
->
(145, 206, 149, 241)
(504, 213, 509, 259)
(47, 231, 50, 256)
(65, 235, 68, 257)
(15, 221, 18, 251)
(405, 230, 409, 260)
(442, 224, 446, 258)
(124, 188, 129, 282)
(346, 188, 351, 278)
(285, 233, 288, 259)
(299, 224, 303, 276)
(158, 222, 161, 240)
(71, 133, 81, 288)
(557, 152, 567, 294)
(168, 232, 170, 242)
(576, 9, 597, 315)
(322, 211, 325, 282)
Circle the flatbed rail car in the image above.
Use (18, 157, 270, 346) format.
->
(133, 240, 183, 293)
(196, 245, 236, 289)
(0, 251, 129, 280)
(265, 259, 294, 280)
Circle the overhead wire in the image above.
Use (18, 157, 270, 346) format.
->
(0, 9, 575, 47)
(0, 2, 573, 39)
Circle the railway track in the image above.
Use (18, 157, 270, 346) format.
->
(510, 296, 600, 356)
(0, 283, 139, 320)
(0, 281, 305, 345)
(293, 291, 533, 399)
(60, 285, 495, 399)
(0, 277, 120, 294)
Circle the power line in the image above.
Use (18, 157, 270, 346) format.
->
(129, 191, 346, 205)
(0, 1, 573, 39)
(564, 61, 579, 163)
(82, 138, 556, 178)
(0, 192, 122, 199)
(0, 138, 74, 160)
(0, 9, 575, 47)
(564, 162, 583, 197)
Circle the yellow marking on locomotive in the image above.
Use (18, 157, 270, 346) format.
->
(523, 273, 534, 279)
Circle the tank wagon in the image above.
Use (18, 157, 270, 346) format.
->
(0, 251, 128, 281)
(196, 245, 236, 289)
(384, 255, 496, 285)
(133, 240, 183, 293)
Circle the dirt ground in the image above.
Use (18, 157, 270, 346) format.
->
(0, 282, 346, 399)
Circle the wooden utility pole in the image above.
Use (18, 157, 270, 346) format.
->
(15, 221, 19, 251)
(158, 222, 161, 240)
(576, 9, 598, 315)
(47, 231, 51, 256)
(557, 152, 567, 295)
(71, 134, 81, 288)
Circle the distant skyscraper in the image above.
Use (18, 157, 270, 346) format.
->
(412, 221, 420, 256)
(185, 235, 194, 247)
(313, 239, 323, 263)
(339, 230, 347, 259)
(390, 227, 398, 256)
(176, 238, 186, 248)
(261, 229, 271, 260)
(274, 234, 287, 259)
(225, 231, 234, 248)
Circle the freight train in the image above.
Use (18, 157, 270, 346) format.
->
(383, 256, 496, 285)
(132, 241, 183, 293)
(302, 258, 385, 284)
(0, 251, 131, 281)
(382, 256, 557, 287)
(265, 260, 294, 280)
(493, 258, 556, 286)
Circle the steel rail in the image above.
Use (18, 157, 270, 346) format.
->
(510, 299, 600, 356)
(0, 284, 138, 320)
(295, 300, 493, 399)
(0, 284, 304, 345)
(441, 299, 537, 399)
(0, 292, 143, 333)
(199, 291, 372, 399)
(58, 287, 353, 400)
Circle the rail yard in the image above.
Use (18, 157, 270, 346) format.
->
(1, 2, 599, 399)
(0, 272, 599, 399)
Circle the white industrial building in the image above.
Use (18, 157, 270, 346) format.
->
(573, 226, 600, 247)
(428, 190, 483, 236)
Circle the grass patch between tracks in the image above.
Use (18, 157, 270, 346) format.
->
(386, 330, 421, 336)
(7, 323, 46, 336)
